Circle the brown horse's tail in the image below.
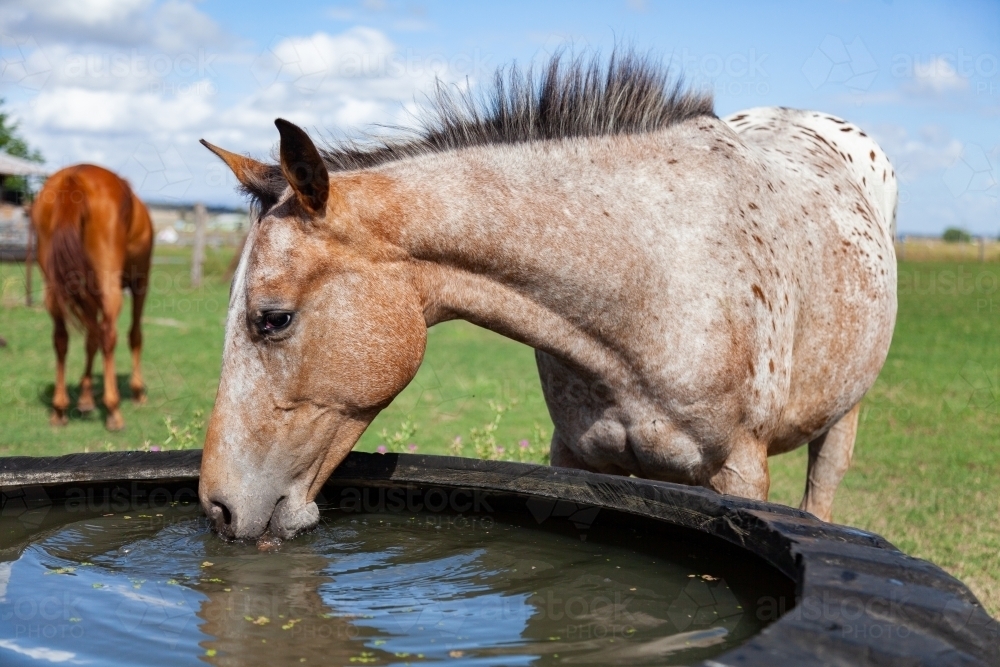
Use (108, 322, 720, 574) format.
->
(47, 174, 102, 333)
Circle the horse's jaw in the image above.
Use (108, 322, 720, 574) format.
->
(200, 397, 372, 542)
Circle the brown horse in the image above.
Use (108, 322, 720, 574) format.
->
(199, 53, 896, 538)
(32, 164, 154, 430)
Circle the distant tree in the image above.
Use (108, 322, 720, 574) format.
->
(0, 98, 44, 203)
(0, 98, 43, 163)
(942, 227, 972, 243)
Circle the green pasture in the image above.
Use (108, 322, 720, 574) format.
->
(0, 247, 997, 616)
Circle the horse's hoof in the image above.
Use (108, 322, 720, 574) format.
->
(131, 390, 147, 405)
(105, 413, 125, 431)
(77, 397, 96, 413)
(50, 412, 68, 427)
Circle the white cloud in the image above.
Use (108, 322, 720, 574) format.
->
(868, 124, 998, 235)
(151, 0, 227, 53)
(241, 28, 455, 133)
(326, 1, 433, 31)
(0, 0, 225, 52)
(31, 84, 214, 133)
(0, 639, 75, 663)
(905, 56, 969, 96)
(6, 11, 475, 206)
(1, 0, 151, 37)
(847, 55, 977, 110)
(251, 28, 397, 93)
(871, 123, 964, 182)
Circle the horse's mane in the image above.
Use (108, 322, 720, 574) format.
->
(241, 50, 715, 213)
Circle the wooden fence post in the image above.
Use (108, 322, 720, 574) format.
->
(191, 203, 207, 288)
(25, 219, 33, 307)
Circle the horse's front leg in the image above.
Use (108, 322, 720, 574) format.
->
(707, 435, 770, 501)
(535, 350, 632, 476)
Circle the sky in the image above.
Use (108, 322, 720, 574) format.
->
(0, 0, 997, 235)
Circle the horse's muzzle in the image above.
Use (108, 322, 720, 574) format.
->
(202, 490, 319, 540)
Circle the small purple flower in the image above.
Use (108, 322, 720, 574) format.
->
(453, 436, 462, 445)
(519, 440, 530, 449)
(150, 446, 161, 452)
(377, 445, 387, 454)
(496, 447, 505, 455)
(407, 443, 418, 452)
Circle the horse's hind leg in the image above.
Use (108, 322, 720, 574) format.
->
(128, 274, 148, 404)
(799, 403, 860, 522)
(77, 329, 99, 413)
(100, 281, 125, 431)
(46, 289, 70, 426)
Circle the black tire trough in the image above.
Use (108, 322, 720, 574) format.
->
(1, 450, 997, 666)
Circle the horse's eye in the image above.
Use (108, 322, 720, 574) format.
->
(258, 311, 294, 335)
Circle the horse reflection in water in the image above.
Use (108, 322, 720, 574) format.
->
(194, 548, 366, 665)
(191, 511, 767, 665)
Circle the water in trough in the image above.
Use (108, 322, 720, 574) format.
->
(0, 491, 786, 665)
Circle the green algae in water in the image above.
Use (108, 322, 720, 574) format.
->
(0, 497, 782, 666)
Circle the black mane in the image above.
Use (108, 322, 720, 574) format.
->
(241, 50, 714, 212)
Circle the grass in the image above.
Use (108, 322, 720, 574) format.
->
(1, 248, 997, 616)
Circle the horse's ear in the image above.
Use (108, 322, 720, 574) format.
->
(274, 118, 329, 216)
(199, 139, 270, 191)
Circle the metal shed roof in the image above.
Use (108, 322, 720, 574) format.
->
(0, 151, 49, 177)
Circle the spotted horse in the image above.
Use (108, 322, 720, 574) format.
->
(196, 53, 897, 539)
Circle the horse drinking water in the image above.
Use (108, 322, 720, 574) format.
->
(199, 53, 897, 538)
(33, 164, 154, 431)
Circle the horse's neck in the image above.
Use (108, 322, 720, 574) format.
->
(383, 140, 661, 379)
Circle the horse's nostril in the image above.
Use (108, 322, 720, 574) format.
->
(210, 500, 233, 529)
(215, 501, 232, 525)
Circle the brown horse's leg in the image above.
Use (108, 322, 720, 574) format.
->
(708, 437, 770, 500)
(128, 276, 147, 404)
(77, 329, 99, 413)
(799, 404, 860, 522)
(100, 282, 125, 431)
(46, 290, 70, 426)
